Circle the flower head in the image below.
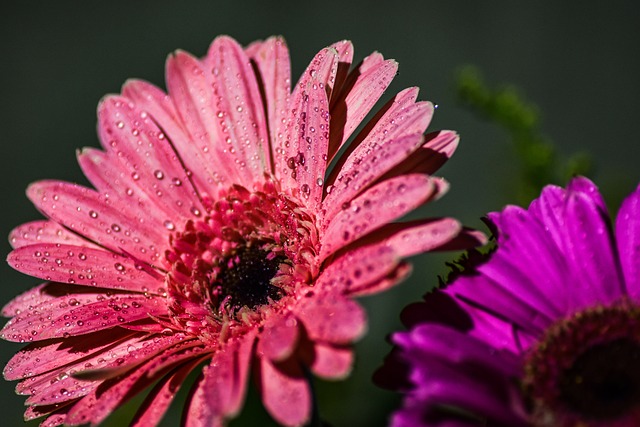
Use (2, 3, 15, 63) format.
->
(375, 177, 640, 427)
(2, 36, 478, 426)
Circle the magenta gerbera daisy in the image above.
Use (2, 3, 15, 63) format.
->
(375, 176, 640, 427)
(2, 36, 481, 426)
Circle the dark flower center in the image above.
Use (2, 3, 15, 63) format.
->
(524, 301, 640, 426)
(214, 245, 285, 309)
(163, 181, 319, 343)
(558, 338, 640, 419)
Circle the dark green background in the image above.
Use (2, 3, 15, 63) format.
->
(1, 2, 639, 426)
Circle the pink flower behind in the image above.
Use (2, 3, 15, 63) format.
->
(2, 36, 483, 426)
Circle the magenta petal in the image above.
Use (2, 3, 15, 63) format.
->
(310, 342, 353, 380)
(27, 181, 165, 265)
(452, 273, 552, 335)
(296, 292, 367, 344)
(257, 312, 299, 362)
(9, 220, 96, 250)
(204, 36, 271, 184)
(562, 189, 625, 308)
(321, 174, 435, 260)
(8, 243, 162, 293)
(616, 184, 640, 298)
(184, 332, 255, 426)
(482, 206, 569, 316)
(259, 357, 311, 427)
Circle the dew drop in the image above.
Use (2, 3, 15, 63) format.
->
(114, 263, 125, 272)
(164, 220, 176, 231)
(316, 178, 324, 187)
(154, 170, 165, 180)
(89, 211, 98, 219)
(111, 224, 121, 232)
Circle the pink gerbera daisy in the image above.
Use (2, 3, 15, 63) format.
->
(375, 177, 640, 426)
(3, 35, 481, 426)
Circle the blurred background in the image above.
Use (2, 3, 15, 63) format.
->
(1, 1, 639, 426)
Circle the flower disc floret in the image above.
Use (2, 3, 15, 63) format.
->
(164, 180, 319, 343)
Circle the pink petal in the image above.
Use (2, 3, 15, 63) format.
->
(324, 86, 429, 192)
(315, 243, 399, 294)
(71, 333, 195, 382)
(204, 36, 271, 184)
(27, 181, 166, 266)
(348, 262, 412, 297)
(246, 36, 292, 170)
(384, 217, 463, 257)
(258, 357, 311, 427)
(23, 403, 72, 423)
(4, 328, 136, 381)
(426, 227, 489, 252)
(2, 282, 61, 318)
(276, 47, 338, 198)
(95, 96, 204, 223)
(257, 312, 300, 362)
(39, 412, 68, 427)
(320, 174, 435, 260)
(328, 53, 398, 159)
(130, 358, 202, 427)
(1, 293, 167, 342)
(322, 133, 424, 222)
(9, 220, 96, 250)
(21, 333, 166, 406)
(327, 40, 354, 106)
(183, 331, 256, 426)
(296, 292, 367, 344)
(8, 243, 162, 293)
(122, 79, 225, 192)
(309, 342, 353, 380)
(165, 50, 239, 186)
(65, 338, 203, 426)
(381, 130, 459, 178)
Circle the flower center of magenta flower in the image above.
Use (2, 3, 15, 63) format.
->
(523, 300, 640, 426)
(163, 179, 319, 344)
